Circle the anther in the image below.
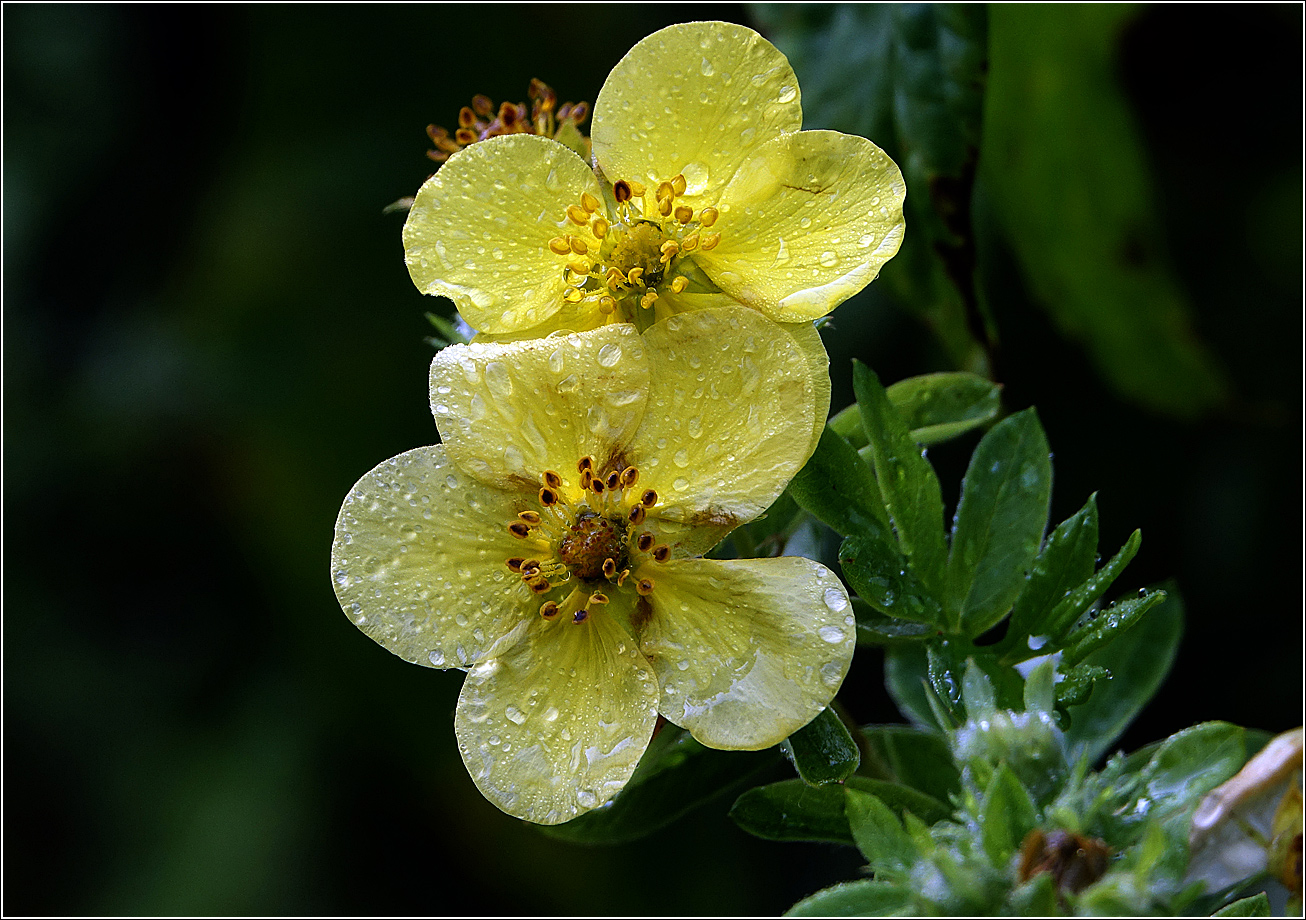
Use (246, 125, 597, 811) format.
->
(592, 217, 609, 239)
(529, 578, 552, 594)
(572, 608, 589, 624)
(636, 532, 655, 552)
(568, 237, 588, 256)
(472, 94, 494, 117)
(660, 240, 680, 258)
(620, 466, 639, 488)
(613, 180, 632, 203)
(578, 456, 593, 473)
(681, 233, 700, 252)
(506, 557, 525, 572)
(628, 505, 647, 525)
(640, 292, 658, 310)
(455, 128, 478, 146)
(674, 205, 694, 224)
(656, 181, 674, 203)
(671, 174, 688, 196)
(699, 207, 719, 227)
(539, 487, 558, 506)
(458, 107, 477, 128)
(602, 558, 617, 578)
(605, 470, 621, 490)
(701, 231, 721, 251)
(540, 601, 559, 618)
(566, 205, 589, 225)
(548, 237, 572, 255)
(508, 522, 531, 538)
(636, 578, 656, 596)
(628, 180, 646, 197)
(567, 261, 589, 278)
(569, 101, 589, 123)
(627, 266, 645, 287)
(589, 592, 609, 606)
(563, 287, 584, 303)
(518, 511, 541, 525)
(617, 569, 630, 586)
(641, 489, 658, 508)
(590, 478, 605, 494)
(520, 558, 541, 574)
(670, 275, 689, 294)
(652, 544, 671, 562)
(543, 470, 563, 489)
(580, 192, 600, 213)
(657, 197, 673, 217)
(580, 469, 593, 489)
(598, 296, 616, 314)
(498, 101, 519, 125)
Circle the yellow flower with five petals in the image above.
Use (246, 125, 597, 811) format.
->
(403, 21, 906, 340)
(331, 308, 855, 824)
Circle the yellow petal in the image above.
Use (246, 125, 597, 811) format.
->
(430, 325, 650, 490)
(638, 557, 855, 749)
(776, 319, 832, 463)
(454, 607, 659, 824)
(630, 308, 826, 535)
(699, 130, 906, 321)
(331, 446, 534, 669)
(592, 22, 802, 204)
(403, 134, 605, 335)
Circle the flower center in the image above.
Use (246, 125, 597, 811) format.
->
(499, 457, 678, 624)
(544, 173, 722, 325)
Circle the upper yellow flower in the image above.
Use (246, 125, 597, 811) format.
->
(331, 308, 854, 824)
(403, 21, 906, 339)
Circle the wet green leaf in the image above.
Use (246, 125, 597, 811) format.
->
(848, 776, 954, 825)
(1008, 873, 1058, 916)
(846, 787, 918, 876)
(946, 409, 1052, 637)
(783, 707, 861, 786)
(1053, 663, 1109, 709)
(1044, 529, 1142, 640)
(788, 425, 890, 538)
(887, 373, 1003, 445)
(785, 879, 913, 917)
(979, 764, 1038, 865)
(851, 597, 933, 646)
(840, 531, 945, 625)
(885, 643, 940, 731)
(1002, 494, 1100, 661)
(543, 727, 779, 844)
(859, 724, 961, 805)
(1213, 892, 1272, 917)
(1144, 722, 1246, 817)
(1061, 591, 1183, 765)
(854, 361, 950, 608)
(1061, 590, 1166, 667)
(730, 779, 855, 844)
(982, 4, 1227, 416)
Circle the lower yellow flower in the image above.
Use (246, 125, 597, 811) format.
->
(331, 308, 854, 824)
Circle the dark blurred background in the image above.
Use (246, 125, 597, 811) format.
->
(5, 4, 1300, 915)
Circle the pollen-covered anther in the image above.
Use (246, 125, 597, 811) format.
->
(700, 231, 721, 251)
(543, 470, 563, 490)
(620, 466, 639, 488)
(577, 456, 594, 474)
(641, 489, 659, 508)
(628, 180, 646, 198)
(627, 267, 645, 287)
(508, 521, 532, 538)
(458, 107, 477, 129)
(566, 205, 589, 226)
(605, 470, 621, 491)
(506, 556, 525, 572)
(548, 237, 572, 255)
(617, 569, 630, 586)
(567, 259, 590, 277)
(602, 558, 617, 579)
(670, 275, 689, 294)
(539, 600, 560, 619)
(598, 296, 616, 315)
(640, 292, 658, 310)
(580, 192, 600, 213)
(699, 207, 719, 227)
(592, 217, 609, 239)
(660, 240, 680, 262)
(674, 205, 693, 225)
(590, 478, 606, 495)
(635, 532, 655, 553)
(568, 237, 588, 256)
(528, 578, 552, 594)
(680, 233, 700, 252)
(651, 544, 671, 563)
(563, 287, 584, 304)
(657, 197, 673, 217)
(636, 577, 656, 596)
(656, 181, 675, 203)
(628, 504, 646, 525)
(517, 511, 541, 525)
(614, 180, 632, 204)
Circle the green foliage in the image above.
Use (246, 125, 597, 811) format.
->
(782, 707, 861, 787)
(1214, 893, 1273, 917)
(828, 372, 1002, 449)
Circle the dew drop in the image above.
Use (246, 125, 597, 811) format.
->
(858, 233, 877, 248)
(429, 649, 445, 666)
(819, 251, 838, 268)
(597, 343, 623, 367)
(673, 476, 690, 491)
(681, 161, 709, 196)
(775, 237, 790, 265)
(823, 587, 849, 612)
(548, 349, 565, 374)
(485, 361, 513, 397)
(543, 706, 560, 722)
(777, 84, 797, 104)
(505, 705, 527, 725)
(545, 168, 561, 191)
(699, 57, 715, 77)
(819, 625, 846, 644)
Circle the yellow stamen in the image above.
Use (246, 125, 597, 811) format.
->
(641, 489, 658, 508)
(563, 287, 583, 303)
(671, 174, 687, 197)
(657, 197, 673, 217)
(640, 291, 658, 310)
(628, 505, 646, 525)
(518, 511, 541, 525)
(580, 192, 600, 213)
(699, 207, 719, 227)
(566, 205, 589, 225)
(614, 180, 632, 203)
(592, 217, 609, 239)
(508, 522, 531, 538)
(548, 237, 571, 255)
(681, 233, 699, 252)
(620, 466, 639, 488)
(670, 275, 688, 294)
(578, 456, 593, 473)
(674, 205, 693, 224)
(602, 558, 617, 579)
(627, 266, 645, 287)
(628, 180, 646, 197)
(636, 578, 655, 596)
(700, 231, 721, 251)
(636, 532, 655, 552)
(539, 487, 558, 506)
(543, 470, 563, 489)
(568, 237, 588, 256)
(652, 544, 671, 563)
(540, 600, 560, 618)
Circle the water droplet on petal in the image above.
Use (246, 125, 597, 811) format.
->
(485, 361, 513, 397)
(681, 161, 709, 196)
(699, 57, 715, 77)
(597, 343, 622, 367)
(819, 251, 838, 268)
(823, 587, 849, 612)
(777, 84, 797, 104)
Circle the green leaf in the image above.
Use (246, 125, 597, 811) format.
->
(979, 764, 1038, 865)
(1061, 590, 1184, 764)
(839, 531, 946, 625)
(1002, 494, 1100, 661)
(1052, 663, 1109, 709)
(884, 643, 940, 731)
(847, 776, 954, 825)
(851, 597, 933, 646)
(981, 4, 1227, 417)
(788, 425, 891, 538)
(886, 373, 1003, 445)
(827, 403, 869, 449)
(783, 707, 861, 786)
(1061, 590, 1166, 667)
(859, 724, 961, 806)
(1044, 529, 1142, 640)
(946, 409, 1052, 637)
(1212, 892, 1272, 917)
(854, 361, 950, 607)
(730, 780, 856, 844)
(1008, 873, 1058, 916)
(543, 727, 779, 844)
(846, 787, 918, 876)
(785, 880, 913, 917)
(1144, 722, 1246, 818)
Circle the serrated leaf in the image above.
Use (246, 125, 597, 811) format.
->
(1061, 590, 1166, 667)
(1062, 590, 1184, 764)
(1144, 722, 1246, 818)
(1053, 663, 1110, 709)
(947, 408, 1053, 637)
(1212, 892, 1272, 917)
(851, 597, 933, 646)
(979, 763, 1038, 865)
(839, 531, 945, 625)
(785, 879, 913, 917)
(887, 372, 1003, 445)
(783, 707, 861, 786)
(1002, 493, 1100, 661)
(846, 787, 918, 876)
(788, 425, 891, 538)
(543, 728, 778, 844)
(1044, 529, 1142, 640)
(854, 361, 950, 606)
(859, 724, 961, 805)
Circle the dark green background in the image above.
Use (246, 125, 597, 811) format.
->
(5, 4, 1300, 915)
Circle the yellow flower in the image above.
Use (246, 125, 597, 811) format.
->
(331, 308, 854, 824)
(403, 21, 905, 340)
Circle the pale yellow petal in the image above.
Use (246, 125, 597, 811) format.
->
(776, 319, 832, 461)
(592, 21, 802, 204)
(331, 446, 535, 669)
(699, 130, 906, 321)
(430, 325, 650, 490)
(403, 134, 605, 335)
(629, 307, 827, 532)
(455, 608, 659, 824)
(638, 557, 856, 749)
